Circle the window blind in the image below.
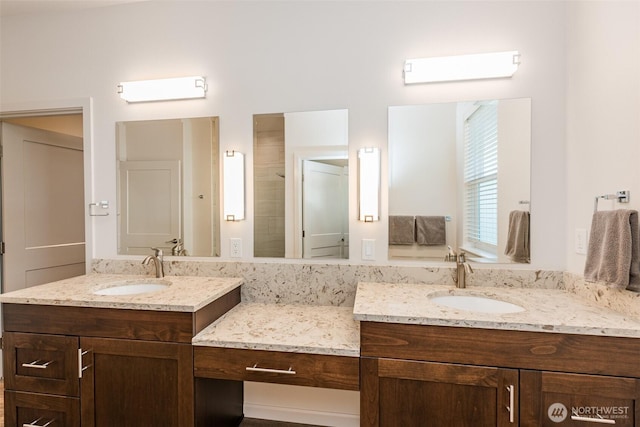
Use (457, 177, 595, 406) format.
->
(464, 102, 498, 252)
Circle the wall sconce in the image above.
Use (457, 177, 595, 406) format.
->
(404, 51, 520, 84)
(117, 76, 207, 103)
(223, 150, 245, 221)
(358, 147, 380, 222)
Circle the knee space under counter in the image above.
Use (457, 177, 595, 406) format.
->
(193, 303, 360, 390)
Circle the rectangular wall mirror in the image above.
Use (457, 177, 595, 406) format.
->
(116, 117, 220, 257)
(253, 109, 349, 259)
(388, 98, 531, 263)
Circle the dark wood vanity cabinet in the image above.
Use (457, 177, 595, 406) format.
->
(2, 287, 240, 427)
(361, 321, 640, 427)
(361, 357, 517, 426)
(520, 371, 640, 426)
(3, 332, 81, 427)
(79, 337, 194, 426)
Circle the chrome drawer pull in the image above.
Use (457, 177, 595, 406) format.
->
(21, 360, 54, 369)
(23, 416, 55, 427)
(78, 349, 91, 378)
(246, 364, 296, 375)
(571, 415, 615, 424)
(505, 385, 515, 423)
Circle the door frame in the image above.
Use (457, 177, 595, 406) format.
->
(0, 98, 95, 279)
(290, 148, 348, 258)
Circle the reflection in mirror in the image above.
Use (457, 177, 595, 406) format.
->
(254, 109, 349, 259)
(116, 117, 220, 257)
(388, 98, 531, 263)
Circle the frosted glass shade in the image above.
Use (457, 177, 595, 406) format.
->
(223, 151, 245, 221)
(358, 147, 380, 222)
(404, 51, 520, 84)
(118, 76, 207, 102)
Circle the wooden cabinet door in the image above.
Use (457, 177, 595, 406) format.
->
(79, 337, 194, 427)
(362, 357, 518, 427)
(521, 370, 640, 426)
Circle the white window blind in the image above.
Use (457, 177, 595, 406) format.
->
(464, 102, 498, 253)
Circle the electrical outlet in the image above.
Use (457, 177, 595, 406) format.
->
(230, 238, 242, 258)
(362, 239, 375, 261)
(575, 228, 588, 255)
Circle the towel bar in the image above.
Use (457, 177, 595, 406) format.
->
(594, 190, 630, 213)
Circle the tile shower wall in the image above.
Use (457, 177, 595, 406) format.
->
(93, 259, 563, 307)
(253, 115, 286, 258)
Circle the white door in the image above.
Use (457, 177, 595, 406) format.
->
(1, 123, 85, 292)
(119, 160, 181, 255)
(302, 160, 348, 258)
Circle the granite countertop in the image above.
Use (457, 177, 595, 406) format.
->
(193, 303, 360, 357)
(0, 274, 243, 312)
(353, 282, 640, 338)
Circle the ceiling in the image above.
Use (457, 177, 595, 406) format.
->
(0, 0, 148, 17)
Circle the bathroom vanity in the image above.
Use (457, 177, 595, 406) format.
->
(0, 275, 242, 427)
(354, 283, 640, 426)
(192, 303, 360, 425)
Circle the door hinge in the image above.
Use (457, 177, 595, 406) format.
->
(0, 241, 5, 255)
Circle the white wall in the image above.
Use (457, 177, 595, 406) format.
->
(565, 1, 640, 275)
(0, 1, 568, 269)
(388, 103, 458, 259)
(497, 98, 531, 263)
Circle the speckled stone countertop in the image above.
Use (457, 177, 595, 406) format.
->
(0, 274, 243, 312)
(193, 303, 360, 357)
(353, 282, 640, 338)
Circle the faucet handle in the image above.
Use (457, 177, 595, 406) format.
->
(151, 247, 164, 258)
(445, 245, 457, 262)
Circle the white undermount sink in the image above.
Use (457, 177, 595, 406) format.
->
(93, 281, 170, 296)
(429, 294, 525, 314)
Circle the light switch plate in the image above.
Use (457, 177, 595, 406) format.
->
(575, 228, 588, 255)
(362, 239, 375, 261)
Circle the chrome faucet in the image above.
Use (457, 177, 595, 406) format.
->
(444, 246, 473, 288)
(142, 248, 164, 278)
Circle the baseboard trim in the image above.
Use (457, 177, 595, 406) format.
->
(243, 403, 360, 427)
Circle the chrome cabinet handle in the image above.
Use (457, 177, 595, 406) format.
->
(78, 348, 91, 378)
(246, 364, 296, 375)
(21, 360, 53, 369)
(506, 385, 515, 423)
(23, 417, 55, 427)
(571, 415, 615, 424)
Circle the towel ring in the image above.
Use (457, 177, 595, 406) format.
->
(594, 190, 630, 213)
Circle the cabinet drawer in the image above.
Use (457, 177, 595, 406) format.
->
(5, 390, 80, 427)
(194, 346, 360, 391)
(361, 322, 640, 377)
(3, 332, 80, 397)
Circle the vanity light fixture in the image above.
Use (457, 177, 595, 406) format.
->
(403, 51, 520, 84)
(358, 147, 380, 222)
(117, 76, 207, 103)
(223, 150, 245, 221)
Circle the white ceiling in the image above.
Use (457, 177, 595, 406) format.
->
(0, 0, 148, 17)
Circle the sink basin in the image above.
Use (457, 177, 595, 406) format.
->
(93, 281, 170, 296)
(429, 294, 525, 314)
